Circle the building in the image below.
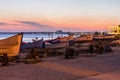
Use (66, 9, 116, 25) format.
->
(108, 25, 120, 34)
(55, 30, 63, 34)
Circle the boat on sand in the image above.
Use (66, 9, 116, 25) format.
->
(0, 33, 23, 57)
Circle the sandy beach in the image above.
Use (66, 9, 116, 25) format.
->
(0, 47, 120, 80)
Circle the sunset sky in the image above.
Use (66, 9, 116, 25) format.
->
(0, 0, 120, 32)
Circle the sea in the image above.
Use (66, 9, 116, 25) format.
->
(0, 33, 69, 42)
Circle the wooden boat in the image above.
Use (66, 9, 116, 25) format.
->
(93, 35, 115, 40)
(45, 35, 73, 49)
(45, 37, 60, 44)
(74, 35, 93, 42)
(111, 40, 120, 45)
(21, 38, 44, 50)
(45, 42, 69, 49)
(0, 33, 23, 56)
(60, 35, 74, 42)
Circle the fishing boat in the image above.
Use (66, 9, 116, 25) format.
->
(21, 38, 44, 50)
(59, 35, 74, 42)
(45, 42, 69, 49)
(45, 37, 60, 44)
(111, 40, 120, 45)
(93, 35, 115, 41)
(0, 33, 23, 56)
(74, 35, 93, 42)
(45, 35, 73, 49)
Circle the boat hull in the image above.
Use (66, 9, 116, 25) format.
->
(0, 33, 23, 56)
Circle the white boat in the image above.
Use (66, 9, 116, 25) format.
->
(0, 33, 23, 56)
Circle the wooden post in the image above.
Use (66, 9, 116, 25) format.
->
(65, 43, 70, 59)
(1, 54, 9, 66)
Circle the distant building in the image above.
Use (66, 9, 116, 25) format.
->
(55, 30, 63, 34)
(108, 25, 120, 34)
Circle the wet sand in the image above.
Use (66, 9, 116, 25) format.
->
(0, 47, 120, 80)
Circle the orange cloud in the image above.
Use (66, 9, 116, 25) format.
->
(0, 16, 120, 32)
(41, 17, 120, 31)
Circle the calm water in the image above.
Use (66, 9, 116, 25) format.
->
(0, 33, 68, 42)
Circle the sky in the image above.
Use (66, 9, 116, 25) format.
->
(0, 0, 120, 32)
